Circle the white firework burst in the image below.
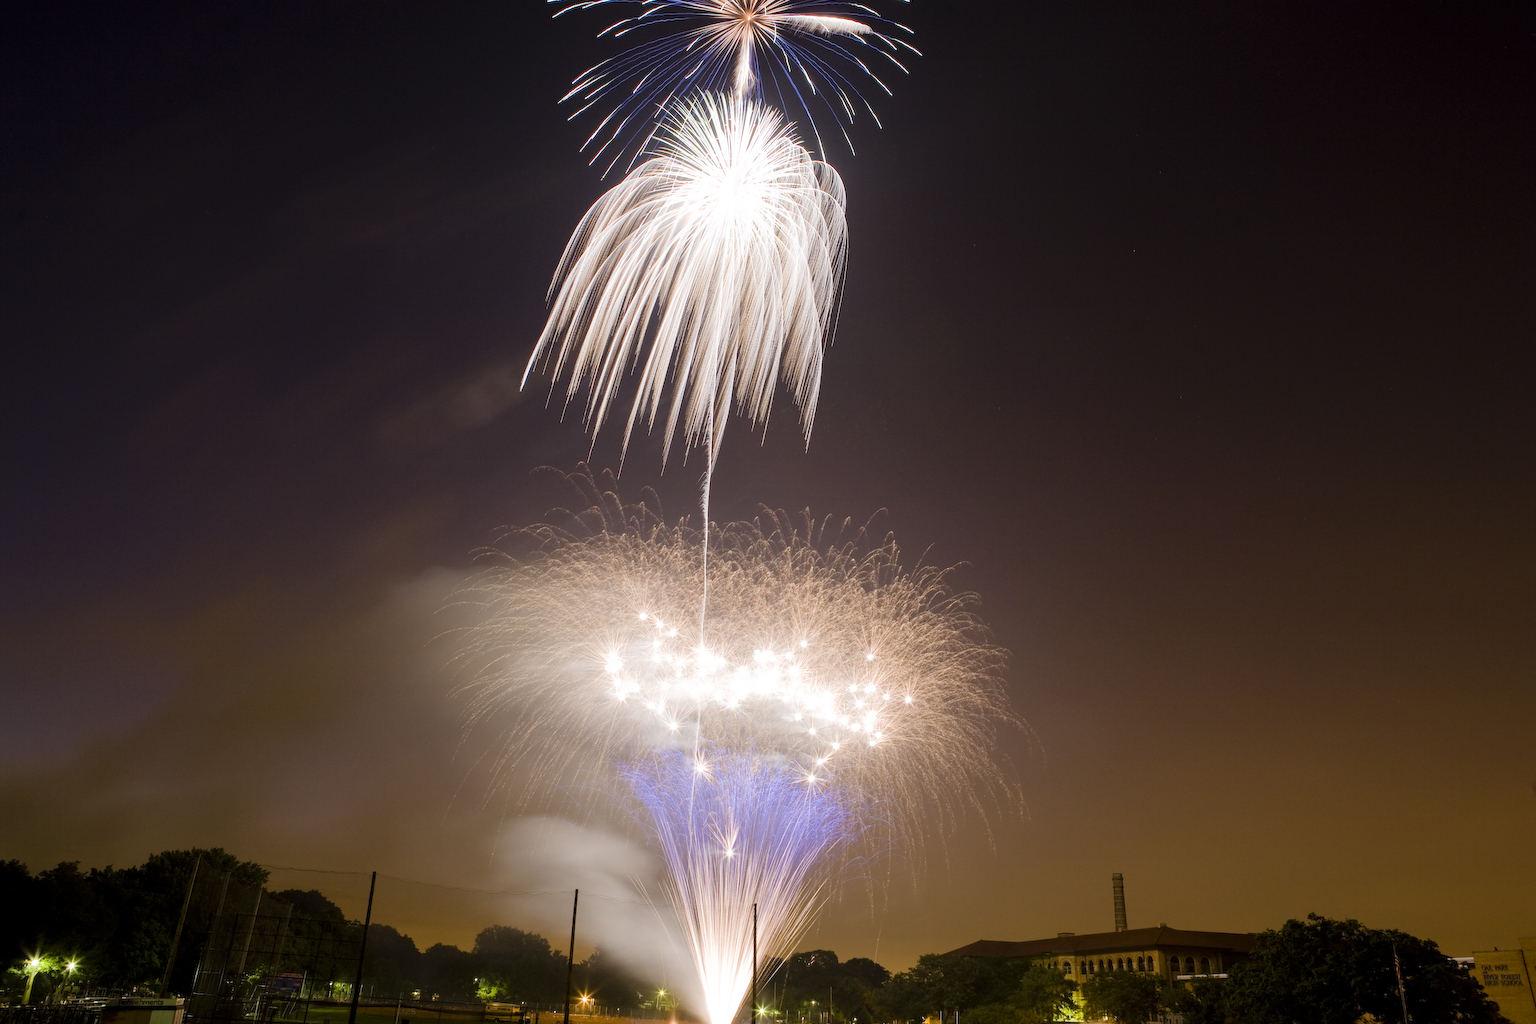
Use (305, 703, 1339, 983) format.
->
(524, 93, 848, 468)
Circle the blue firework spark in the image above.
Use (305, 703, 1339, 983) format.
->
(552, 0, 918, 168)
(621, 747, 856, 1024)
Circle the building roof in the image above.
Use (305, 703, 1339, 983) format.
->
(946, 927, 1257, 958)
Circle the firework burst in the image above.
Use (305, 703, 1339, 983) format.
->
(458, 473, 1015, 1023)
(554, 0, 917, 165)
(525, 94, 847, 470)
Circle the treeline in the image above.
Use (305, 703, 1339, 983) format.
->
(2, 850, 267, 995)
(725, 921, 1509, 1024)
(284, 891, 651, 1007)
(3, 851, 1513, 1022)
(0, 851, 652, 1008)
(868, 916, 1508, 1024)
(759, 951, 890, 1024)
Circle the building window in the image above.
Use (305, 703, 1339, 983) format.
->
(1136, 957, 1144, 971)
(1171, 956, 1183, 974)
(1199, 957, 1210, 975)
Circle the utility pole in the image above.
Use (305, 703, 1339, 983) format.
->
(751, 903, 757, 1024)
(233, 889, 264, 980)
(202, 869, 233, 1009)
(1393, 943, 1410, 1024)
(160, 854, 202, 996)
(563, 891, 580, 1024)
(347, 873, 377, 1024)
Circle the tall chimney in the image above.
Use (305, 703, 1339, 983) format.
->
(1112, 873, 1128, 932)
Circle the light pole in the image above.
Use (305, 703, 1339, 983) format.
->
(563, 892, 580, 1024)
(21, 958, 44, 1005)
(59, 961, 78, 1003)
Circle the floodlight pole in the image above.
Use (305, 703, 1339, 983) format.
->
(751, 903, 757, 1024)
(347, 872, 377, 1024)
(160, 854, 202, 996)
(564, 890, 580, 1024)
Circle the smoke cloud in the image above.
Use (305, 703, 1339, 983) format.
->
(494, 817, 702, 1013)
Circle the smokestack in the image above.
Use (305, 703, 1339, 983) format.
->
(1112, 873, 1128, 932)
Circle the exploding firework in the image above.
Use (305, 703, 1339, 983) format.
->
(460, 474, 1014, 1024)
(524, 94, 847, 474)
(503, 3, 942, 1017)
(554, 0, 917, 165)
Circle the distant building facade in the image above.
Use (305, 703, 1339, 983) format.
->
(1463, 938, 1536, 1024)
(945, 875, 1254, 1019)
(947, 925, 1256, 984)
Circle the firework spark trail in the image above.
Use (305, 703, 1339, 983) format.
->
(460, 478, 1016, 1023)
(552, 0, 917, 165)
(621, 749, 855, 1024)
(525, 94, 846, 470)
(463, 482, 1013, 826)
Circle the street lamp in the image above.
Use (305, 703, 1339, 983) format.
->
(60, 960, 79, 1003)
(22, 957, 46, 1005)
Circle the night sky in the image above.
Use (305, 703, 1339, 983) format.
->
(2, 0, 1533, 971)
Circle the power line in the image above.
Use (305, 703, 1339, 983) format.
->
(258, 864, 679, 908)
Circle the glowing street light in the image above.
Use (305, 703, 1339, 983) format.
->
(21, 957, 45, 1005)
